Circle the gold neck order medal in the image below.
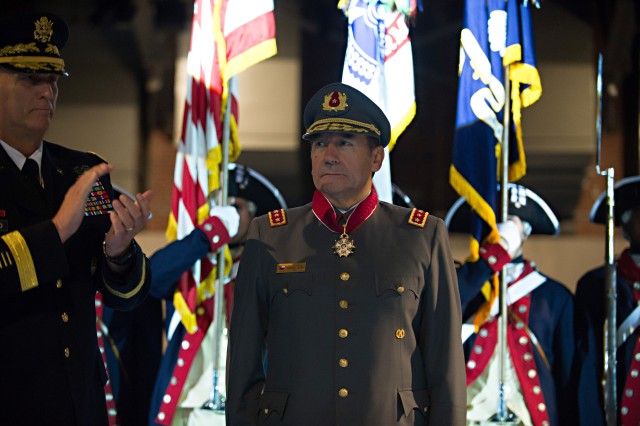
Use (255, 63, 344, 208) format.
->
(333, 226, 355, 258)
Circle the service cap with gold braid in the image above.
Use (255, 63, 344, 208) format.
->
(302, 82, 391, 148)
(0, 12, 69, 75)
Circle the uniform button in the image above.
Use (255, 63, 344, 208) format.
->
(56, 279, 63, 288)
(395, 329, 405, 339)
(339, 358, 348, 368)
(519, 336, 528, 345)
(533, 386, 541, 394)
(338, 388, 349, 397)
(635, 353, 640, 361)
(338, 329, 348, 338)
(516, 321, 524, 329)
(61, 312, 69, 323)
(264, 408, 269, 414)
(632, 369, 638, 378)
(64, 348, 70, 358)
(528, 369, 537, 379)
(523, 352, 533, 361)
(467, 360, 476, 369)
(633, 282, 640, 291)
(396, 285, 405, 294)
(163, 394, 171, 403)
(479, 329, 489, 338)
(170, 377, 177, 385)
(542, 421, 549, 426)
(488, 255, 497, 265)
(177, 358, 184, 367)
(538, 403, 546, 412)
(625, 389, 633, 397)
(212, 235, 220, 244)
(339, 300, 349, 309)
(518, 305, 527, 313)
(474, 346, 482, 354)
(283, 288, 289, 294)
(181, 341, 190, 350)
(197, 307, 205, 315)
(157, 412, 166, 421)
(340, 272, 350, 281)
(621, 406, 629, 415)
(203, 224, 212, 232)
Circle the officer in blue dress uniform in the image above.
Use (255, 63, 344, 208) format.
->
(574, 175, 640, 426)
(446, 184, 576, 426)
(0, 12, 153, 425)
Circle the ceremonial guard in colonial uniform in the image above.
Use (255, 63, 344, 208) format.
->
(0, 12, 152, 425)
(574, 175, 640, 426)
(149, 164, 287, 426)
(446, 184, 576, 426)
(226, 83, 466, 425)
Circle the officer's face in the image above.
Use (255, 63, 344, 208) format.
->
(310, 132, 384, 209)
(0, 69, 59, 149)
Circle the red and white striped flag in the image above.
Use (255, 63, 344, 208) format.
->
(167, 0, 276, 333)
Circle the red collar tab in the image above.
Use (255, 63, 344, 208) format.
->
(312, 187, 378, 234)
(268, 209, 287, 228)
(408, 208, 429, 227)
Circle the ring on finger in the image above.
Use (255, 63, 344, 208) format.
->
(126, 227, 134, 232)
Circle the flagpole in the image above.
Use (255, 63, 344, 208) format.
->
(202, 76, 235, 413)
(496, 60, 512, 423)
(594, 52, 617, 426)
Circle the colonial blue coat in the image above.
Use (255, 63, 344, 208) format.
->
(0, 142, 151, 426)
(574, 261, 640, 426)
(457, 257, 577, 426)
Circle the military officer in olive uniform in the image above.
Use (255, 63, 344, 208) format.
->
(0, 12, 152, 425)
(226, 83, 466, 425)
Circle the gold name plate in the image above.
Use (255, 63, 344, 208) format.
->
(276, 262, 306, 274)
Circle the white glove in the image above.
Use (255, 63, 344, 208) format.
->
(210, 206, 240, 238)
(497, 219, 524, 258)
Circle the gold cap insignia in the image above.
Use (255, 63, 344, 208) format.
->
(322, 91, 348, 112)
(34, 16, 54, 43)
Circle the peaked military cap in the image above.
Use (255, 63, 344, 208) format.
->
(0, 12, 69, 75)
(228, 163, 287, 217)
(590, 175, 640, 226)
(445, 183, 560, 236)
(302, 82, 391, 147)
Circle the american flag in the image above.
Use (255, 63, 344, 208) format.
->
(167, 0, 277, 333)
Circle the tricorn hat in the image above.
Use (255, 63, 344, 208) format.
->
(445, 183, 560, 236)
(590, 175, 640, 226)
(302, 82, 391, 148)
(228, 163, 287, 217)
(0, 12, 69, 75)
(392, 183, 416, 209)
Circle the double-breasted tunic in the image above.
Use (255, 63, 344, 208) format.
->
(0, 142, 151, 425)
(226, 201, 466, 425)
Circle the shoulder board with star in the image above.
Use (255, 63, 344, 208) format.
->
(268, 209, 287, 227)
(87, 151, 109, 164)
(408, 208, 429, 228)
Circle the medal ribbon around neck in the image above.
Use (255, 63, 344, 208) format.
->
(312, 187, 378, 257)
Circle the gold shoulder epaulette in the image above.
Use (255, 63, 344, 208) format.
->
(87, 151, 109, 164)
(408, 208, 429, 228)
(268, 209, 287, 228)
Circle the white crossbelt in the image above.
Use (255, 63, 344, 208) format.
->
(617, 302, 640, 348)
(461, 271, 547, 343)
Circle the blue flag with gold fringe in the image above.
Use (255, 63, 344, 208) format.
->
(450, 0, 541, 259)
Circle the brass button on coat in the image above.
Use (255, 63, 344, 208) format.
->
(61, 312, 69, 323)
(338, 388, 349, 397)
(339, 300, 349, 309)
(283, 287, 289, 294)
(340, 272, 350, 281)
(56, 279, 62, 288)
(339, 358, 348, 368)
(338, 329, 348, 338)
(64, 348, 70, 358)
(396, 285, 405, 294)
(395, 329, 405, 339)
